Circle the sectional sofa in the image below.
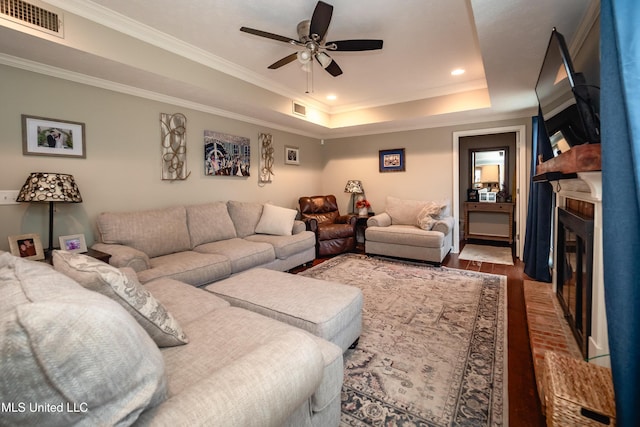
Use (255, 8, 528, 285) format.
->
(92, 200, 316, 286)
(0, 249, 348, 426)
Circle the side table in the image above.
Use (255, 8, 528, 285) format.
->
(43, 248, 112, 265)
(355, 215, 372, 249)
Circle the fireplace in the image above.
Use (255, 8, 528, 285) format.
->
(555, 203, 594, 359)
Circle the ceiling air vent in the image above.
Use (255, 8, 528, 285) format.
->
(1, 0, 63, 37)
(292, 102, 307, 118)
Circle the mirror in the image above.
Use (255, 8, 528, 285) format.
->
(470, 147, 509, 196)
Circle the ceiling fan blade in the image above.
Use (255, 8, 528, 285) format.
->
(268, 53, 298, 69)
(327, 39, 384, 51)
(316, 54, 342, 77)
(309, 1, 333, 41)
(240, 26, 295, 44)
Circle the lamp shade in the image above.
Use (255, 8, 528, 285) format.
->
(344, 180, 364, 194)
(17, 172, 82, 203)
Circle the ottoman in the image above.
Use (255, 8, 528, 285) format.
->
(204, 268, 363, 352)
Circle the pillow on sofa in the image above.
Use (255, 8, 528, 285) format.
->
(255, 203, 297, 236)
(227, 200, 264, 237)
(186, 201, 237, 247)
(416, 210, 437, 230)
(416, 201, 448, 230)
(53, 251, 188, 347)
(0, 252, 167, 426)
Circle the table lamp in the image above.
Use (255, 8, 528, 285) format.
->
(344, 180, 364, 213)
(16, 172, 82, 256)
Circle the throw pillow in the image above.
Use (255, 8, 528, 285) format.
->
(0, 253, 167, 426)
(186, 201, 237, 247)
(254, 203, 297, 236)
(53, 251, 188, 347)
(416, 211, 437, 230)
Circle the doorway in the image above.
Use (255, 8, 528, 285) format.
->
(452, 125, 528, 257)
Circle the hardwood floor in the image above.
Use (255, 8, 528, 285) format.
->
(297, 245, 546, 426)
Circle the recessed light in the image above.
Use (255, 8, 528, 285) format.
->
(451, 68, 465, 76)
(326, 94, 337, 100)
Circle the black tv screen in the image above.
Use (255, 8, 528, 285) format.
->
(535, 28, 600, 155)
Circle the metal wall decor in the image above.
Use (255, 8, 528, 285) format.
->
(160, 113, 191, 181)
(259, 132, 274, 183)
(204, 130, 250, 177)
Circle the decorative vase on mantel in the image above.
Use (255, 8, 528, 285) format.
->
(358, 207, 368, 216)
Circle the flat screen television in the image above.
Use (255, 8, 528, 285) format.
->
(535, 28, 600, 156)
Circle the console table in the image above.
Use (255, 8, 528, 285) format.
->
(463, 202, 515, 243)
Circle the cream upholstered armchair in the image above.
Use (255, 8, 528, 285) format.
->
(298, 195, 356, 257)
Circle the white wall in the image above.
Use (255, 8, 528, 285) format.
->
(0, 65, 323, 251)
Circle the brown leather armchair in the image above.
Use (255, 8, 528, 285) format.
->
(299, 195, 357, 257)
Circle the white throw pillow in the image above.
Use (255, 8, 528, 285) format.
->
(53, 250, 188, 347)
(254, 203, 297, 236)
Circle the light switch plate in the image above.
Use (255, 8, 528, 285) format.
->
(0, 190, 20, 205)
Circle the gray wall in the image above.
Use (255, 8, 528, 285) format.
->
(0, 63, 532, 254)
(0, 64, 323, 251)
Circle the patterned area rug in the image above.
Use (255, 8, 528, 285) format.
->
(300, 254, 507, 426)
(459, 244, 514, 266)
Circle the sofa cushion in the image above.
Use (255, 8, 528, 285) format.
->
(195, 238, 275, 273)
(139, 251, 232, 286)
(0, 252, 166, 426)
(97, 206, 191, 258)
(227, 200, 264, 237)
(53, 251, 188, 347)
(255, 203, 298, 236)
(244, 230, 316, 259)
(186, 202, 237, 247)
(366, 224, 445, 248)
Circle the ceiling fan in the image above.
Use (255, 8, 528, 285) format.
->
(240, 1, 383, 78)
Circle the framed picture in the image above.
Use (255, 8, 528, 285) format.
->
(479, 192, 497, 203)
(8, 233, 45, 261)
(59, 234, 88, 253)
(204, 130, 250, 176)
(285, 146, 300, 165)
(22, 115, 86, 158)
(379, 148, 405, 172)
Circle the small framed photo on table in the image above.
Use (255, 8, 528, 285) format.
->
(59, 234, 88, 253)
(8, 233, 45, 261)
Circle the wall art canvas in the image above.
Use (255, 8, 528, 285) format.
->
(204, 130, 250, 177)
(160, 112, 190, 181)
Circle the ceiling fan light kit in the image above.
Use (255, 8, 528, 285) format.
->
(240, 1, 383, 92)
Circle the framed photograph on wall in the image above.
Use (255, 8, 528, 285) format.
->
(8, 233, 45, 261)
(59, 234, 88, 253)
(285, 146, 300, 165)
(22, 115, 86, 158)
(379, 148, 405, 172)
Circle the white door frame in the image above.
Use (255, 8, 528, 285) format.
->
(452, 125, 528, 258)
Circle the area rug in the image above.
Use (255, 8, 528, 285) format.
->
(300, 254, 507, 426)
(459, 244, 514, 266)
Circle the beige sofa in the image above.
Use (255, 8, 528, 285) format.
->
(92, 200, 316, 286)
(1, 251, 344, 426)
(365, 196, 454, 265)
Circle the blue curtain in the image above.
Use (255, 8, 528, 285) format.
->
(601, 1, 640, 424)
(522, 112, 554, 282)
